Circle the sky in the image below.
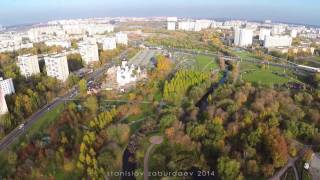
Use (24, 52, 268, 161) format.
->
(0, 0, 319, 26)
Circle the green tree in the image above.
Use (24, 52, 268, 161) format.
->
(79, 79, 87, 95)
(160, 114, 177, 131)
(217, 156, 241, 180)
(83, 96, 98, 115)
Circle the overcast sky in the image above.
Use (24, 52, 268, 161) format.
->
(0, 0, 319, 26)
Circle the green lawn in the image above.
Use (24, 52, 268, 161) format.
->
(242, 70, 291, 86)
(194, 55, 218, 71)
(240, 61, 299, 86)
(235, 50, 259, 60)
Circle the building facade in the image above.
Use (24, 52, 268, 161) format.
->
(0, 88, 8, 115)
(44, 53, 70, 81)
(178, 21, 196, 31)
(167, 17, 178, 31)
(78, 41, 99, 64)
(264, 36, 292, 48)
(115, 32, 128, 45)
(103, 37, 116, 50)
(0, 77, 15, 96)
(17, 54, 40, 77)
(234, 28, 253, 47)
(259, 28, 271, 41)
(45, 39, 71, 49)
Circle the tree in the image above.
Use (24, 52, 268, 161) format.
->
(67, 73, 80, 88)
(160, 114, 177, 132)
(79, 79, 87, 95)
(7, 151, 17, 166)
(219, 56, 225, 70)
(264, 128, 289, 168)
(155, 55, 172, 77)
(261, 164, 274, 177)
(67, 53, 83, 71)
(83, 96, 98, 115)
(312, 73, 320, 88)
(217, 156, 241, 180)
(246, 160, 259, 176)
(231, 62, 239, 83)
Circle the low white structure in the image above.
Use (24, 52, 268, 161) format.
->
(44, 53, 70, 81)
(103, 37, 116, 50)
(115, 32, 128, 45)
(259, 28, 271, 41)
(264, 35, 292, 48)
(78, 41, 99, 64)
(17, 54, 40, 77)
(234, 28, 253, 47)
(167, 17, 178, 31)
(107, 61, 147, 88)
(0, 77, 15, 96)
(0, 89, 8, 115)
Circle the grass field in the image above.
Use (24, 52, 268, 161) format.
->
(194, 55, 218, 71)
(235, 50, 259, 60)
(240, 61, 299, 86)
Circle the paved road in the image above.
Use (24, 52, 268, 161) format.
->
(0, 52, 126, 152)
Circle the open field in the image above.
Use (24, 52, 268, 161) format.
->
(195, 55, 218, 71)
(240, 61, 300, 86)
(173, 52, 218, 72)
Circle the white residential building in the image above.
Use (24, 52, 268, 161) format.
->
(115, 32, 128, 45)
(259, 28, 271, 41)
(264, 35, 292, 48)
(167, 17, 177, 31)
(0, 89, 8, 115)
(78, 41, 99, 64)
(290, 29, 298, 38)
(195, 20, 212, 31)
(178, 21, 196, 31)
(17, 54, 40, 77)
(103, 37, 116, 50)
(28, 26, 64, 42)
(86, 24, 114, 35)
(44, 54, 70, 81)
(272, 25, 286, 35)
(234, 28, 253, 47)
(45, 39, 71, 49)
(62, 24, 87, 35)
(0, 78, 15, 96)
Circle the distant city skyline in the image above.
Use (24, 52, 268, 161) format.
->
(0, 0, 319, 26)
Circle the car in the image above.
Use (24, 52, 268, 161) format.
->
(18, 123, 25, 130)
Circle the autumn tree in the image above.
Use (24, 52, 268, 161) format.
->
(217, 156, 241, 180)
(264, 128, 289, 168)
